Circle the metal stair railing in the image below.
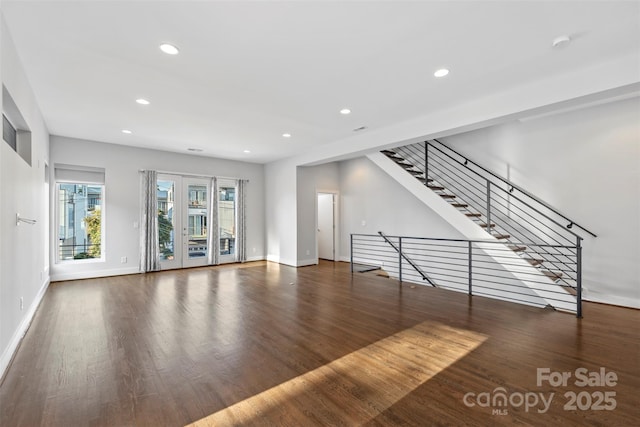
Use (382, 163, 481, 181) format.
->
(381, 139, 593, 297)
(351, 233, 582, 316)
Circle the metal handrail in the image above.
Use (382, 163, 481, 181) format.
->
(392, 141, 582, 289)
(378, 232, 436, 286)
(430, 139, 597, 238)
(350, 233, 582, 317)
(425, 147, 573, 246)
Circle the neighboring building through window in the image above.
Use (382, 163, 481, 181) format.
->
(57, 184, 103, 260)
(219, 185, 236, 256)
(55, 165, 106, 261)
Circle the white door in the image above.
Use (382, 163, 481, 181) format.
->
(157, 175, 211, 270)
(317, 193, 335, 261)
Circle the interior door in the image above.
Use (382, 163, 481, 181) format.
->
(317, 193, 335, 261)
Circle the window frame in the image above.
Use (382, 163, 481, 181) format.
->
(54, 181, 106, 264)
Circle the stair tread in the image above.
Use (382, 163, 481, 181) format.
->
(542, 270, 563, 281)
(478, 222, 496, 228)
(507, 245, 527, 252)
(381, 150, 397, 155)
(408, 170, 424, 176)
(396, 162, 415, 168)
(494, 234, 510, 239)
(439, 194, 456, 199)
(416, 177, 434, 182)
(427, 185, 445, 191)
(465, 213, 482, 217)
(452, 203, 468, 208)
(525, 258, 544, 266)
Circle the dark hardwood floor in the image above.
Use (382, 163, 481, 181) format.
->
(0, 261, 638, 426)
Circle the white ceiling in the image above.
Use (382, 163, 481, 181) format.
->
(2, 1, 639, 163)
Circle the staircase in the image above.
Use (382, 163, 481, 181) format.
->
(359, 139, 595, 316)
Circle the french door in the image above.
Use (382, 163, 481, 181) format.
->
(157, 175, 211, 270)
(217, 178, 237, 264)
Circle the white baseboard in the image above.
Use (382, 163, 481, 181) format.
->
(338, 256, 351, 263)
(0, 276, 50, 380)
(50, 266, 140, 282)
(266, 255, 319, 267)
(267, 254, 296, 267)
(245, 255, 266, 262)
(584, 293, 640, 310)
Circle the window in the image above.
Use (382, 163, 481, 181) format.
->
(55, 165, 105, 261)
(2, 114, 17, 151)
(3, 85, 32, 165)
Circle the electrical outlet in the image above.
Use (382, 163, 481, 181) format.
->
(19, 297, 23, 311)
(121, 256, 127, 263)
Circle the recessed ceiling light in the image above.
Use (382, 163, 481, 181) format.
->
(121, 129, 132, 134)
(243, 150, 251, 153)
(187, 148, 203, 152)
(434, 68, 449, 78)
(136, 98, 150, 105)
(340, 108, 351, 115)
(282, 133, 292, 138)
(159, 43, 179, 55)
(552, 35, 571, 48)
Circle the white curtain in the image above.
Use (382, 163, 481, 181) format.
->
(208, 177, 220, 265)
(237, 179, 248, 262)
(140, 170, 160, 272)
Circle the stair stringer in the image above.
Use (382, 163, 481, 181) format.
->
(367, 152, 576, 312)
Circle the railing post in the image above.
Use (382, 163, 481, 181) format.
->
(486, 181, 492, 234)
(350, 234, 354, 273)
(576, 237, 582, 318)
(424, 141, 429, 185)
(398, 237, 403, 283)
(468, 241, 473, 296)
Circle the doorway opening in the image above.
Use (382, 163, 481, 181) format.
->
(317, 192, 338, 261)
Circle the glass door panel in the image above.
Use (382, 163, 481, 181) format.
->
(218, 180, 237, 263)
(184, 179, 210, 267)
(157, 175, 181, 270)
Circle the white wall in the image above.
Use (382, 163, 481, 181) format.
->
(296, 163, 340, 265)
(441, 97, 640, 308)
(338, 157, 465, 262)
(265, 158, 298, 266)
(1, 17, 51, 377)
(49, 136, 265, 281)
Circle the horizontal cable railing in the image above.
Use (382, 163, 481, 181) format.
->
(351, 233, 582, 316)
(385, 139, 592, 292)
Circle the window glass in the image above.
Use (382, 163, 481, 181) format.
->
(58, 183, 103, 260)
(219, 186, 236, 256)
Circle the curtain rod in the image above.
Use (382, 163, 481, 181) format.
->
(138, 169, 249, 182)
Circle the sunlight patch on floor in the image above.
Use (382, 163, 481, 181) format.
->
(186, 321, 488, 426)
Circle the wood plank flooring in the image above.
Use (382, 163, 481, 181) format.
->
(0, 261, 638, 426)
